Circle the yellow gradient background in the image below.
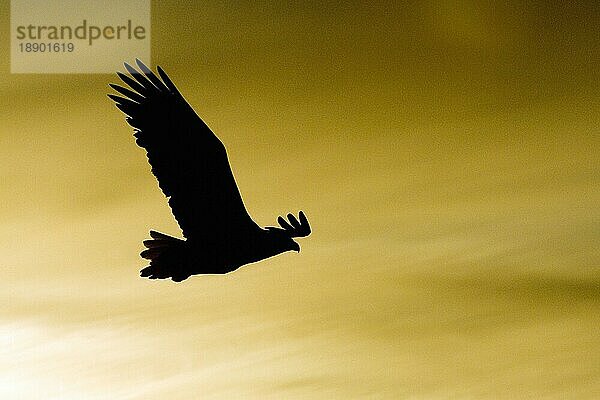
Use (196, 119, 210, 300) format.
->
(1, 1, 599, 398)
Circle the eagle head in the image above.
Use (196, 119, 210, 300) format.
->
(266, 211, 310, 254)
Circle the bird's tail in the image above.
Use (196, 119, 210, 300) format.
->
(139, 230, 189, 282)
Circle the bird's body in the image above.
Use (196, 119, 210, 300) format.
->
(109, 59, 311, 281)
(144, 228, 300, 281)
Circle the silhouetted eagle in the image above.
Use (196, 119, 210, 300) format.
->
(108, 59, 311, 281)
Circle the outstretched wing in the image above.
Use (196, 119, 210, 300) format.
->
(108, 59, 260, 240)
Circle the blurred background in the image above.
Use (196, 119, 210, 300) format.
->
(1, 1, 599, 398)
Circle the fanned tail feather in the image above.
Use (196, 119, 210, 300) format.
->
(139, 230, 189, 282)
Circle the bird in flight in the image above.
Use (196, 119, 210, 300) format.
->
(108, 59, 311, 281)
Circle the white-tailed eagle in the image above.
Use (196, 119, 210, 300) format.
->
(108, 59, 311, 281)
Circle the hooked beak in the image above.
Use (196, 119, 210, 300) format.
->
(292, 242, 300, 253)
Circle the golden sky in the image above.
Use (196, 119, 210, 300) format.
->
(1, 1, 599, 398)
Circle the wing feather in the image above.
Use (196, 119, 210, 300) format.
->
(109, 84, 145, 103)
(109, 60, 260, 240)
